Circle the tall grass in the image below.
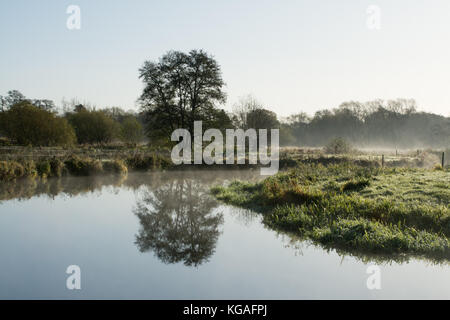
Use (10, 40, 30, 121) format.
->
(0, 153, 173, 181)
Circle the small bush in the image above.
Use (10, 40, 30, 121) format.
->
(49, 158, 65, 177)
(64, 156, 103, 176)
(324, 137, 353, 154)
(0, 161, 25, 181)
(36, 161, 51, 177)
(64, 156, 83, 175)
(22, 160, 37, 178)
(126, 154, 149, 170)
(126, 154, 171, 170)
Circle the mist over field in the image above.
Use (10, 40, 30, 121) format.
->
(277, 99, 450, 149)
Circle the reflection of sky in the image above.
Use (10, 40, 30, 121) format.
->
(1, 1, 450, 117)
(0, 173, 448, 299)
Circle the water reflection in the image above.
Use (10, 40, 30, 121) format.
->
(0, 174, 128, 201)
(134, 178, 223, 266)
(0, 170, 262, 267)
(1, 170, 446, 266)
(0, 170, 261, 202)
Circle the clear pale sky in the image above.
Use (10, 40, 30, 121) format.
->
(1, 0, 449, 117)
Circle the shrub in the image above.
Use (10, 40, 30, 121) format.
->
(64, 156, 103, 176)
(0, 101, 76, 146)
(66, 110, 120, 144)
(36, 161, 51, 177)
(120, 116, 143, 146)
(22, 161, 38, 178)
(49, 158, 65, 177)
(324, 137, 353, 154)
(125, 154, 147, 170)
(126, 154, 171, 170)
(0, 161, 25, 180)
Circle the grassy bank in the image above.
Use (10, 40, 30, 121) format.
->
(0, 153, 174, 181)
(211, 162, 450, 262)
(0, 150, 272, 181)
(0, 156, 130, 180)
(0, 145, 446, 182)
(0, 145, 173, 180)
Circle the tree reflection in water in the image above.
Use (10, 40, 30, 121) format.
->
(0, 170, 261, 266)
(133, 177, 223, 267)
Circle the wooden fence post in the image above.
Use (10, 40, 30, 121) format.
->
(382, 154, 384, 168)
(443, 152, 445, 168)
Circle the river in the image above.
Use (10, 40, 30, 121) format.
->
(0, 170, 448, 299)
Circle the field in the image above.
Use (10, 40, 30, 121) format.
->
(211, 160, 450, 263)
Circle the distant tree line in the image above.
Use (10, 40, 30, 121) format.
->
(0, 90, 56, 112)
(280, 99, 450, 148)
(0, 91, 144, 146)
(138, 50, 450, 149)
(1, 50, 449, 149)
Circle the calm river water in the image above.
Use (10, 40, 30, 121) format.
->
(0, 170, 448, 299)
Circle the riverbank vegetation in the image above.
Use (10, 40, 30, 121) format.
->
(0, 156, 130, 181)
(211, 162, 450, 262)
(0, 143, 447, 182)
(0, 151, 181, 181)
